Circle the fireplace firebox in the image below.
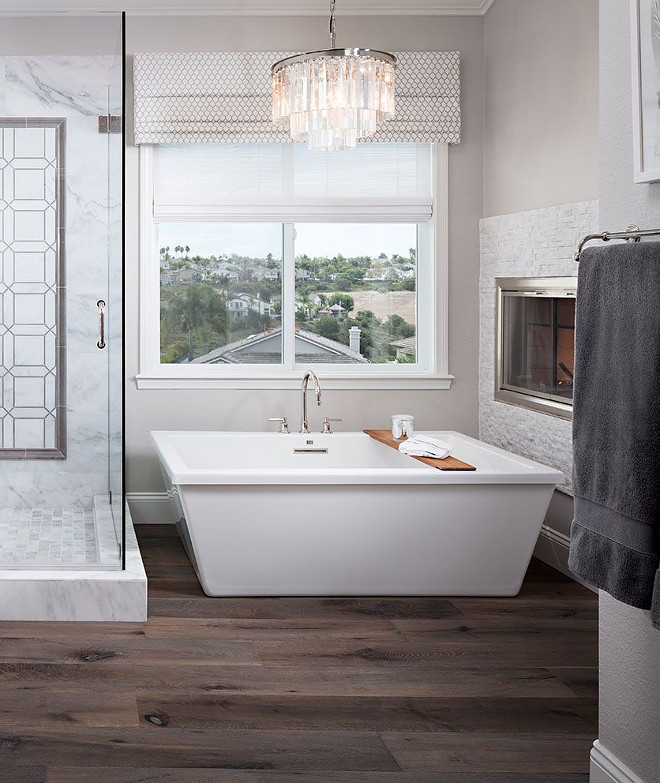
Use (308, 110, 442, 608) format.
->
(495, 277, 576, 420)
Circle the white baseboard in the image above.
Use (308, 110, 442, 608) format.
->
(591, 741, 649, 783)
(127, 492, 176, 524)
(533, 524, 571, 572)
(533, 525, 596, 592)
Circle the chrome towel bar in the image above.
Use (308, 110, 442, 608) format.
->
(575, 224, 660, 262)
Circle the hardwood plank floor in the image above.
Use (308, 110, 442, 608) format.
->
(48, 772, 593, 783)
(0, 524, 597, 782)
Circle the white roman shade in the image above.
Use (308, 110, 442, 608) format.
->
(133, 51, 461, 146)
(152, 142, 434, 222)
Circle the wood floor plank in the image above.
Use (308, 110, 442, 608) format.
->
(135, 695, 596, 733)
(0, 637, 260, 667)
(146, 581, 208, 599)
(0, 728, 398, 771)
(454, 583, 595, 605)
(141, 543, 193, 567)
(515, 581, 596, 599)
(142, 616, 398, 639)
(381, 732, 594, 774)
(252, 634, 597, 668)
(0, 622, 146, 640)
(144, 564, 199, 580)
(0, 690, 138, 728)
(47, 770, 591, 783)
(0, 664, 578, 698)
(0, 769, 45, 783)
(547, 667, 599, 698)
(134, 524, 179, 538)
(146, 596, 464, 621)
(390, 605, 598, 633)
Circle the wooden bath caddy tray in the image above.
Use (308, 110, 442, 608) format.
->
(363, 429, 477, 472)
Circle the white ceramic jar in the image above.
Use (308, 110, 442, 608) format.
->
(391, 414, 414, 440)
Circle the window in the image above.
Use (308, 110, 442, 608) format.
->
(159, 223, 283, 366)
(138, 142, 450, 389)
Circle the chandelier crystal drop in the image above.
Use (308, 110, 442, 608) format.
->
(271, 0, 396, 152)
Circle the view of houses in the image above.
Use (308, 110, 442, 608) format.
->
(159, 244, 417, 364)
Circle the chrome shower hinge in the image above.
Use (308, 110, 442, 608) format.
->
(98, 115, 122, 134)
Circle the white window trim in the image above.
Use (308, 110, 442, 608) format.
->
(136, 142, 452, 390)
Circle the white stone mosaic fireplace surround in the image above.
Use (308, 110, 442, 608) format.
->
(479, 201, 599, 560)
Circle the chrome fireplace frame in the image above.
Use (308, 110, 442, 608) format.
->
(495, 276, 577, 421)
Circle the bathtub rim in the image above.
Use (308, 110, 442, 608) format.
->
(151, 429, 565, 487)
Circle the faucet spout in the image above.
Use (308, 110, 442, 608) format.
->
(300, 371, 321, 434)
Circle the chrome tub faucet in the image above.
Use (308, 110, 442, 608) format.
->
(300, 371, 321, 434)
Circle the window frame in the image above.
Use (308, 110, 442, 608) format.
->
(137, 142, 452, 390)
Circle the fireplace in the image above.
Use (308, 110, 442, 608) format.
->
(495, 277, 576, 420)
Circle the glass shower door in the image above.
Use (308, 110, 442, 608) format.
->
(106, 14, 126, 568)
(0, 13, 125, 570)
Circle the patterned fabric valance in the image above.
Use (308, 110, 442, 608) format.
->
(133, 51, 461, 145)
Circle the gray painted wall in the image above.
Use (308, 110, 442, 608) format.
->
(484, 0, 599, 217)
(124, 14, 485, 495)
(0, 16, 122, 55)
(481, 0, 599, 576)
(597, 1, 660, 780)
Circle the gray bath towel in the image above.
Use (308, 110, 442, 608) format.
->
(568, 241, 660, 629)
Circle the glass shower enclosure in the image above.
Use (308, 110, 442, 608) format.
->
(0, 12, 125, 569)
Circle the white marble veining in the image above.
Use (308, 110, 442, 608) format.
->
(479, 201, 599, 495)
(0, 54, 123, 510)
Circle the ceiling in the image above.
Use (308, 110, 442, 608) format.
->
(0, 0, 497, 16)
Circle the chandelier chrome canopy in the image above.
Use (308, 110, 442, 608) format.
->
(271, 0, 396, 152)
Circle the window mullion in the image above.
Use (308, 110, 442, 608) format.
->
(282, 223, 296, 370)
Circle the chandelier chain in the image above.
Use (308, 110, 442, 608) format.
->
(329, 0, 337, 48)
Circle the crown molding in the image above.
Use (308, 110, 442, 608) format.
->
(0, 0, 497, 17)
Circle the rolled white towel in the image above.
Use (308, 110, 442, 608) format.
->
(398, 434, 452, 459)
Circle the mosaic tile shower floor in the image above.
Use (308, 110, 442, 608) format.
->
(0, 503, 119, 568)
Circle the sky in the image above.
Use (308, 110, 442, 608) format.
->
(158, 222, 417, 260)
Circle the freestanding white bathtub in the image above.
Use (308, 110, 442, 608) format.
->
(152, 430, 563, 597)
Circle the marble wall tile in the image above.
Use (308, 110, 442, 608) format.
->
(0, 55, 122, 510)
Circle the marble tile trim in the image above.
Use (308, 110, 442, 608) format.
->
(0, 117, 67, 459)
(479, 201, 600, 496)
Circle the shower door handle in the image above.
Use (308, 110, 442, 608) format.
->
(97, 299, 106, 349)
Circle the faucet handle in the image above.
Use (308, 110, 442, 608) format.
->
(269, 416, 290, 434)
(322, 417, 343, 434)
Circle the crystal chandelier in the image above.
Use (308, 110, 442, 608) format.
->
(271, 0, 396, 152)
